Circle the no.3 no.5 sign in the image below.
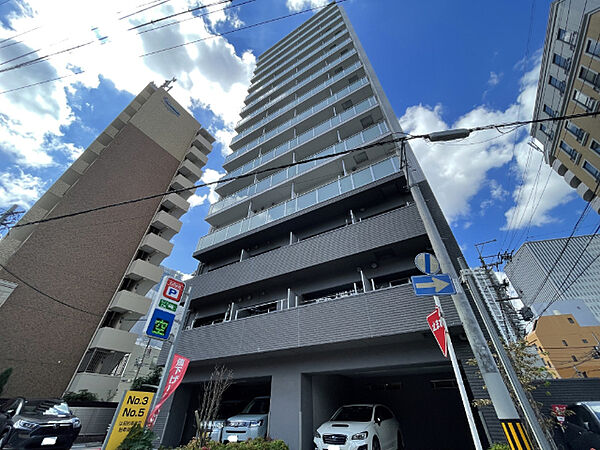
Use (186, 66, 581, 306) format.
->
(104, 390, 155, 450)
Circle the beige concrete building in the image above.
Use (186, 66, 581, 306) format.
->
(0, 82, 213, 399)
(533, 1, 600, 210)
(527, 313, 600, 379)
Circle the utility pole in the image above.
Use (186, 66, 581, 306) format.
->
(398, 138, 536, 449)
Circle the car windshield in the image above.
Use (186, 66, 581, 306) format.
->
(587, 404, 600, 421)
(21, 400, 70, 416)
(331, 406, 373, 422)
(241, 398, 269, 414)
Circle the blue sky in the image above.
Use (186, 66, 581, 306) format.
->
(1, 0, 598, 276)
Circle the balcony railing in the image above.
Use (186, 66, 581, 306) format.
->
(253, 9, 341, 84)
(229, 73, 366, 161)
(209, 121, 389, 216)
(236, 56, 362, 130)
(223, 96, 378, 183)
(242, 32, 350, 113)
(196, 154, 401, 251)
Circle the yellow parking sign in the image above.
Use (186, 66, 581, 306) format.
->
(104, 390, 154, 450)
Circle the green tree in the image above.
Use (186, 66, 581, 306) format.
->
(118, 423, 155, 450)
(132, 367, 162, 392)
(0, 368, 12, 396)
(63, 390, 99, 402)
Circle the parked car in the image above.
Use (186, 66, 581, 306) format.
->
(222, 396, 270, 443)
(0, 398, 81, 449)
(314, 404, 403, 450)
(197, 399, 246, 442)
(553, 401, 600, 449)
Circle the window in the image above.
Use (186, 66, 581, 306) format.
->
(347, 75, 359, 84)
(360, 115, 374, 129)
(591, 140, 600, 157)
(334, 66, 343, 74)
(572, 355, 578, 362)
(583, 339, 589, 343)
(549, 75, 565, 92)
(341, 99, 353, 110)
(558, 28, 576, 44)
(340, 48, 349, 56)
(539, 123, 554, 138)
(583, 161, 600, 181)
(553, 53, 570, 69)
(580, 67, 600, 88)
(543, 104, 555, 117)
(573, 89, 597, 111)
(565, 121, 587, 142)
(568, 317, 575, 324)
(562, 339, 569, 346)
(587, 38, 600, 58)
(560, 140, 579, 161)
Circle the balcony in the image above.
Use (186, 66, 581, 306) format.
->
(209, 122, 389, 219)
(252, 9, 341, 87)
(227, 72, 367, 166)
(178, 159, 203, 182)
(109, 290, 150, 316)
(193, 203, 422, 296)
(178, 284, 459, 362)
(151, 210, 182, 239)
(236, 58, 363, 131)
(161, 192, 190, 218)
(171, 173, 195, 191)
(90, 327, 138, 354)
(126, 259, 163, 286)
(221, 96, 379, 191)
(198, 155, 401, 252)
(185, 145, 209, 166)
(140, 233, 173, 262)
(241, 32, 351, 115)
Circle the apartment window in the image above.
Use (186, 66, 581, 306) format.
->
(348, 75, 359, 84)
(562, 339, 569, 346)
(565, 121, 587, 142)
(340, 48, 349, 56)
(539, 123, 554, 139)
(560, 140, 579, 162)
(587, 38, 600, 58)
(341, 99, 353, 110)
(568, 317, 575, 324)
(583, 161, 600, 181)
(553, 53, 570, 69)
(558, 28, 576, 44)
(573, 89, 597, 111)
(583, 339, 589, 343)
(360, 115, 374, 129)
(549, 75, 565, 93)
(579, 67, 600, 89)
(591, 140, 600, 157)
(543, 104, 555, 117)
(334, 66, 344, 75)
(572, 355, 578, 362)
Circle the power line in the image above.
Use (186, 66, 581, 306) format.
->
(119, 0, 174, 20)
(0, 70, 85, 95)
(128, 0, 232, 31)
(7, 109, 600, 231)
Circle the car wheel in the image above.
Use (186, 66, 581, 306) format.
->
(0, 429, 10, 449)
(372, 436, 380, 450)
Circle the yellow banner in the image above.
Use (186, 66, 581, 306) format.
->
(104, 390, 154, 450)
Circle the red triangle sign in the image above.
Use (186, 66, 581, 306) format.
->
(427, 307, 448, 357)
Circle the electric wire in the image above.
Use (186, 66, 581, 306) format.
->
(0, 70, 85, 95)
(128, 0, 232, 31)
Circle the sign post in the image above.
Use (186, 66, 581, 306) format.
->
(413, 253, 483, 450)
(145, 277, 185, 341)
(103, 390, 154, 450)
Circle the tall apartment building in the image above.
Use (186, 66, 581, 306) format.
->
(0, 82, 213, 399)
(533, 0, 600, 210)
(505, 235, 600, 323)
(461, 267, 521, 343)
(155, 5, 506, 449)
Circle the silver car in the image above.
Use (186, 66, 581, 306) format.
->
(222, 397, 270, 443)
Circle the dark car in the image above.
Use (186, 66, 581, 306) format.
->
(553, 401, 600, 450)
(0, 398, 81, 449)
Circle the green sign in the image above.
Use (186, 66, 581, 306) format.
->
(159, 299, 177, 312)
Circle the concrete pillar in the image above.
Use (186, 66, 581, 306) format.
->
(269, 371, 302, 450)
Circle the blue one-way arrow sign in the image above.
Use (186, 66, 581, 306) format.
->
(411, 274, 456, 296)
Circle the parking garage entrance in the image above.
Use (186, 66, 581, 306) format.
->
(307, 366, 479, 450)
(179, 377, 271, 445)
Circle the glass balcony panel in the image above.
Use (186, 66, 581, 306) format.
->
(256, 178, 271, 192)
(317, 180, 339, 202)
(268, 203, 286, 221)
(287, 165, 298, 177)
(228, 221, 242, 236)
(297, 190, 317, 210)
(240, 218, 250, 234)
(285, 198, 297, 215)
(249, 211, 268, 229)
(345, 133, 363, 149)
(271, 170, 288, 186)
(362, 124, 380, 143)
(212, 228, 228, 244)
(339, 176, 353, 193)
(372, 158, 395, 180)
(352, 166, 373, 188)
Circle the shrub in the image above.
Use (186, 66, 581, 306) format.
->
(63, 389, 99, 402)
(488, 443, 510, 450)
(173, 438, 288, 450)
(118, 423, 156, 450)
(132, 367, 163, 392)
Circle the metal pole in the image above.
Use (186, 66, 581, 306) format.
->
(398, 141, 533, 449)
(460, 268, 554, 449)
(434, 295, 483, 450)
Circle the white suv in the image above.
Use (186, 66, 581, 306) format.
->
(314, 404, 403, 450)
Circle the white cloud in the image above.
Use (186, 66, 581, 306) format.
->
(188, 193, 208, 208)
(286, 0, 328, 11)
(488, 71, 502, 87)
(399, 58, 575, 229)
(0, 169, 46, 208)
(213, 128, 236, 157)
(201, 168, 226, 204)
(0, 0, 255, 169)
